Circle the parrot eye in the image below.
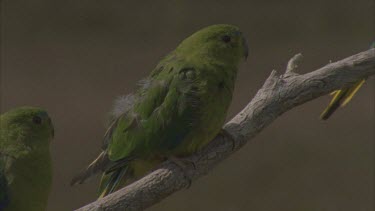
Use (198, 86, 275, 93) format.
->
(221, 35, 231, 43)
(32, 116, 42, 125)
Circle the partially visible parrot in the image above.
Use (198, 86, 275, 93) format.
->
(71, 24, 249, 197)
(0, 107, 54, 211)
(320, 42, 374, 120)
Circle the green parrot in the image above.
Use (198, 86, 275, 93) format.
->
(0, 107, 54, 211)
(320, 42, 374, 120)
(71, 24, 249, 197)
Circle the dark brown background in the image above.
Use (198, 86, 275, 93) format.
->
(1, 0, 374, 210)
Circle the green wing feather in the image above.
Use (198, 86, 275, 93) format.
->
(100, 62, 202, 196)
(108, 62, 201, 161)
(72, 59, 203, 196)
(99, 63, 203, 197)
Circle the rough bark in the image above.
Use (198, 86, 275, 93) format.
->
(76, 49, 375, 211)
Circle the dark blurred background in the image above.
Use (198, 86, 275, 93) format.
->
(1, 0, 374, 210)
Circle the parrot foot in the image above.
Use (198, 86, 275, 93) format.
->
(219, 129, 236, 151)
(168, 156, 196, 188)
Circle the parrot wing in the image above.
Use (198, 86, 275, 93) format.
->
(71, 61, 202, 188)
(107, 65, 201, 161)
(97, 64, 202, 196)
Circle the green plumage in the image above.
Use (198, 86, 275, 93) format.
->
(71, 24, 248, 197)
(0, 107, 54, 211)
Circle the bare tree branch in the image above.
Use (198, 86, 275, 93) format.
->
(76, 49, 375, 211)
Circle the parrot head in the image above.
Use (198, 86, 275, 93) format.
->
(1, 107, 54, 150)
(175, 24, 249, 66)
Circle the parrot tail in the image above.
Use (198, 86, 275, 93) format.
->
(99, 166, 129, 198)
(320, 79, 365, 120)
(70, 151, 110, 186)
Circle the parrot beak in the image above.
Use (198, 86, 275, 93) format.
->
(47, 117, 54, 138)
(234, 31, 249, 60)
(243, 36, 249, 60)
(51, 126, 55, 138)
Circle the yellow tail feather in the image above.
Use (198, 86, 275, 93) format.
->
(330, 90, 339, 96)
(320, 79, 365, 120)
(341, 79, 365, 106)
(98, 167, 128, 198)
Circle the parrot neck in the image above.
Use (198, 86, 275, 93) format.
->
(8, 149, 52, 211)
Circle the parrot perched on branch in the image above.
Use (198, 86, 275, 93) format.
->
(320, 42, 374, 120)
(71, 24, 249, 197)
(0, 107, 54, 211)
